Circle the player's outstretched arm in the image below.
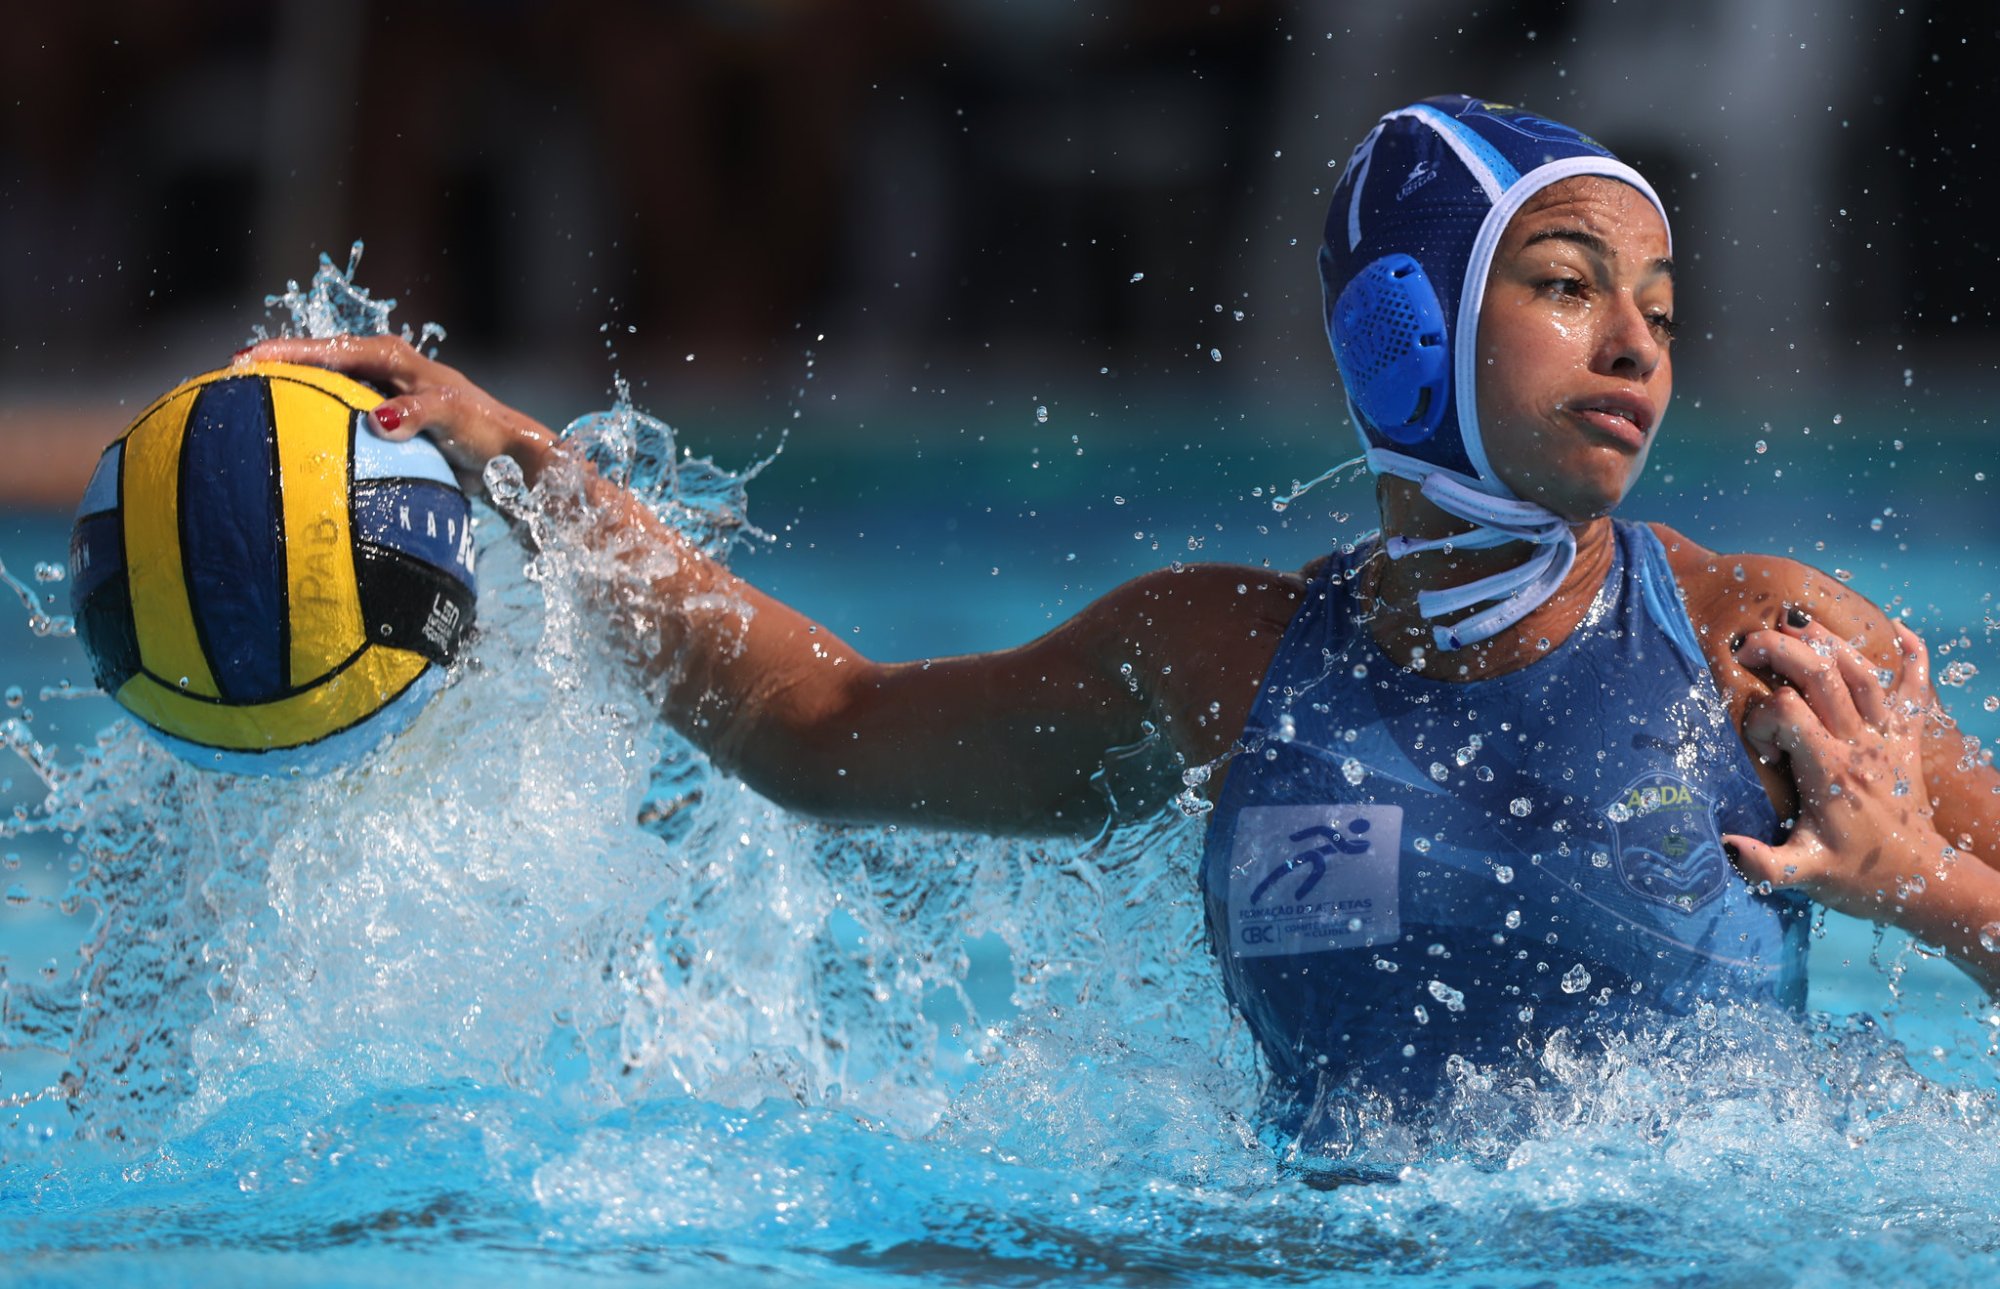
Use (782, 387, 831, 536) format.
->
(237, 337, 1280, 836)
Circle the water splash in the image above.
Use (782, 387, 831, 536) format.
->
(0, 557, 72, 640)
(253, 240, 447, 352)
(8, 258, 2000, 1284)
(1271, 453, 1368, 514)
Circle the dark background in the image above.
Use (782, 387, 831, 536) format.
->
(2, 0, 1997, 502)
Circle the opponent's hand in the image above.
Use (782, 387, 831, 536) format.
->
(1724, 616, 1944, 918)
(234, 335, 559, 485)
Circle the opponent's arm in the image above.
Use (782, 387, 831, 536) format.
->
(238, 337, 1279, 836)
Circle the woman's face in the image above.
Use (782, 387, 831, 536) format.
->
(1475, 175, 1675, 521)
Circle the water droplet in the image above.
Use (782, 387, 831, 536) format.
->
(1694, 1000, 1719, 1031)
(1173, 787, 1214, 818)
(1984, 696, 1999, 713)
(1754, 439, 1768, 454)
(1429, 761, 1449, 783)
(1493, 865, 1515, 885)
(3, 883, 31, 906)
(1833, 568, 1854, 583)
(1475, 765, 1495, 782)
(1351, 663, 1368, 680)
(1427, 979, 1466, 1012)
(1606, 801, 1632, 824)
(1129, 272, 1145, 283)
(1340, 758, 1366, 786)
(1979, 922, 2000, 952)
(1413, 1005, 1430, 1025)
(2, 686, 19, 708)
(1208, 347, 1222, 362)
(1870, 517, 1885, 532)
(1275, 713, 1296, 744)
(1034, 404, 1049, 424)
(1509, 797, 1533, 818)
(1559, 964, 1592, 994)
(32, 562, 63, 583)
(1504, 909, 1522, 928)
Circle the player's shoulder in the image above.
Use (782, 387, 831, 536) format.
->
(1068, 560, 1309, 651)
(1646, 522, 1896, 645)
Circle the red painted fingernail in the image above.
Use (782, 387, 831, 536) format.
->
(373, 404, 403, 432)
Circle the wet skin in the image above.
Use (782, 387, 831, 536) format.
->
(239, 175, 2000, 992)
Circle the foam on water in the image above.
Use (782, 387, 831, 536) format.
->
(5, 253, 2000, 1285)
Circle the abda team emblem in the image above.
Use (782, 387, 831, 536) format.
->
(1603, 770, 1727, 911)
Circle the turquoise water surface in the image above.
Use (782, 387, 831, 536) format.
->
(5, 307, 2000, 1284)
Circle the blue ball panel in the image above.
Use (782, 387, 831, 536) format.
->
(353, 424, 459, 487)
(77, 442, 121, 517)
(69, 507, 125, 611)
(351, 480, 476, 593)
(179, 376, 288, 703)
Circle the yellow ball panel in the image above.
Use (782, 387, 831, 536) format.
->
(121, 385, 220, 700)
(239, 360, 383, 411)
(115, 644, 430, 752)
(119, 360, 381, 435)
(269, 377, 366, 684)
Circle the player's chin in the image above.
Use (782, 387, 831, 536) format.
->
(1571, 448, 1650, 518)
(1514, 465, 1639, 523)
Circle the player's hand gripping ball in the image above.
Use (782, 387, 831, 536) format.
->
(69, 362, 476, 774)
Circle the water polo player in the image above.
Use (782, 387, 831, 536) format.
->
(242, 95, 2000, 1122)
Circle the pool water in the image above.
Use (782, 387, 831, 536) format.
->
(4, 386, 2000, 1287)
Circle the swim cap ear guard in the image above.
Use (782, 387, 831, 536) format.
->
(1323, 250, 1449, 446)
(1318, 95, 1672, 652)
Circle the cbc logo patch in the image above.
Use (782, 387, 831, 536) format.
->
(1224, 805, 1402, 958)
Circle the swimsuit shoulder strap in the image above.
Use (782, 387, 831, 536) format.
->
(1617, 519, 1708, 677)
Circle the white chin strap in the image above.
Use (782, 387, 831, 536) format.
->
(1366, 448, 1577, 652)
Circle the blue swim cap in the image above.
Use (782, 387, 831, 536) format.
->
(1319, 96, 1671, 651)
(1321, 94, 1670, 492)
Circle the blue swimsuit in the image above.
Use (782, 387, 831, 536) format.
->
(1201, 521, 1808, 1121)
